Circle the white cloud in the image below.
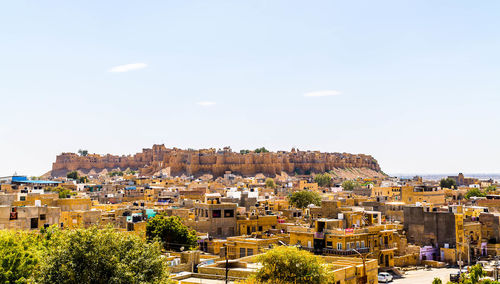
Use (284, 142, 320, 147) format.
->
(304, 90, 341, 97)
(197, 101, 216, 107)
(108, 63, 147, 73)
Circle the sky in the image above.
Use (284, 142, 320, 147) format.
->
(1, 0, 500, 176)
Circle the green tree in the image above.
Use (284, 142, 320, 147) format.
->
(254, 147, 269, 153)
(440, 178, 457, 189)
(254, 246, 334, 284)
(265, 178, 276, 189)
(77, 149, 88, 156)
(47, 186, 76, 199)
(125, 169, 137, 175)
(432, 277, 442, 284)
(0, 230, 44, 284)
(468, 264, 486, 284)
(465, 188, 486, 199)
(37, 226, 168, 284)
(66, 171, 78, 180)
(485, 185, 497, 193)
(240, 149, 251, 154)
(314, 173, 332, 187)
(78, 176, 88, 184)
(146, 215, 198, 251)
(109, 171, 124, 177)
(289, 190, 321, 209)
(342, 180, 359, 191)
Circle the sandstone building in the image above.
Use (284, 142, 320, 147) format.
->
(51, 144, 383, 178)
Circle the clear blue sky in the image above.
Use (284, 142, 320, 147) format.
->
(1, 0, 499, 176)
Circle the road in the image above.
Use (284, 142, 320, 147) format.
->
(392, 267, 460, 284)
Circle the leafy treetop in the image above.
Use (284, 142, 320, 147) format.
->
(265, 178, 276, 189)
(146, 215, 198, 252)
(37, 226, 168, 284)
(314, 173, 332, 187)
(440, 178, 457, 189)
(77, 149, 88, 157)
(342, 180, 359, 191)
(254, 147, 269, 153)
(289, 190, 321, 209)
(254, 246, 335, 284)
(465, 188, 487, 199)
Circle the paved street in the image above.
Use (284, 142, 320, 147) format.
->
(392, 268, 460, 284)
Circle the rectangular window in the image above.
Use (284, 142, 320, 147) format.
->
(337, 243, 342, 250)
(240, 248, 246, 257)
(327, 241, 333, 248)
(212, 210, 221, 218)
(361, 241, 365, 248)
(258, 226, 263, 231)
(30, 218, 38, 229)
(224, 210, 234, 218)
(247, 248, 254, 256)
(40, 214, 46, 221)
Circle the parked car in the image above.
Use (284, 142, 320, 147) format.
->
(450, 273, 460, 282)
(378, 272, 393, 283)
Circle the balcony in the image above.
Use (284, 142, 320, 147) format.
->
(323, 247, 370, 256)
(378, 243, 397, 250)
(314, 232, 324, 239)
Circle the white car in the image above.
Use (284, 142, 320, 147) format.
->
(378, 272, 393, 283)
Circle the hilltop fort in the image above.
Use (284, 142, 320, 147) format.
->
(50, 144, 383, 178)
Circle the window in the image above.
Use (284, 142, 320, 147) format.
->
(30, 218, 38, 229)
(258, 226, 263, 231)
(40, 214, 46, 221)
(327, 241, 333, 248)
(20, 196, 26, 201)
(247, 248, 254, 256)
(127, 223, 134, 231)
(224, 210, 234, 218)
(361, 241, 365, 248)
(337, 243, 342, 250)
(240, 248, 246, 257)
(212, 210, 221, 218)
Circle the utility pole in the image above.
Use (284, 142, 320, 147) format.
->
(223, 244, 229, 284)
(494, 257, 499, 281)
(467, 235, 471, 266)
(352, 248, 372, 284)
